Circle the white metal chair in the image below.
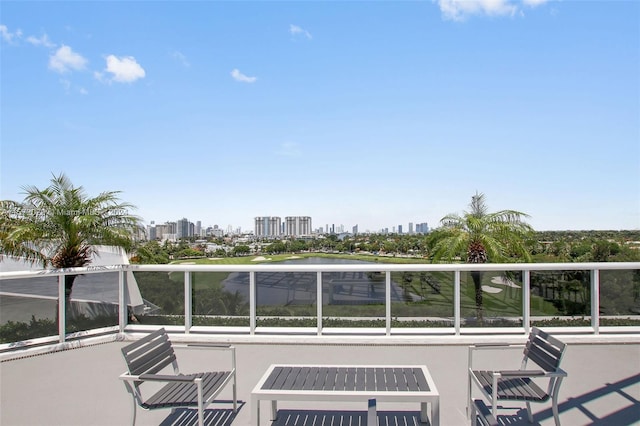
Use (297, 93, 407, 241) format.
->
(468, 327, 567, 425)
(119, 328, 237, 426)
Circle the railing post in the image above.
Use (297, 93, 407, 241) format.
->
(454, 270, 461, 335)
(591, 269, 600, 334)
(184, 271, 192, 334)
(250, 271, 256, 334)
(58, 273, 66, 343)
(386, 270, 391, 336)
(523, 269, 531, 333)
(317, 271, 323, 336)
(118, 268, 126, 333)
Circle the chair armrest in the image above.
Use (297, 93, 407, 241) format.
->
(139, 373, 197, 382)
(469, 343, 526, 350)
(498, 369, 546, 377)
(174, 343, 237, 372)
(468, 343, 525, 370)
(185, 343, 234, 350)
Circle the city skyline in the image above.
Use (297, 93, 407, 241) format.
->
(145, 215, 430, 236)
(1, 1, 638, 232)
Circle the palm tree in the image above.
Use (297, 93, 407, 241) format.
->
(431, 192, 533, 323)
(0, 173, 142, 304)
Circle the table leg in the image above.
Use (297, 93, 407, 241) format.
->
(367, 398, 377, 426)
(432, 398, 440, 426)
(420, 402, 428, 423)
(252, 396, 260, 426)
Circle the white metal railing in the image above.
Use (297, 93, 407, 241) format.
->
(1, 262, 639, 350)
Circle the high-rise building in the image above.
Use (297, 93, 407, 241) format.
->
(177, 218, 190, 239)
(285, 216, 312, 237)
(352, 224, 358, 235)
(147, 225, 157, 240)
(416, 222, 430, 234)
(195, 221, 202, 237)
(255, 216, 282, 238)
(409, 222, 414, 234)
(398, 225, 403, 234)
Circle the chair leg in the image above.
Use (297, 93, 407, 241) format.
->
(552, 398, 561, 426)
(130, 397, 137, 426)
(467, 372, 473, 419)
(525, 402, 533, 423)
(233, 381, 238, 412)
(470, 401, 477, 426)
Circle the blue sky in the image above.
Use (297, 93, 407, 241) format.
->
(1, 0, 639, 233)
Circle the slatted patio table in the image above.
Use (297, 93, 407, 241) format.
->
(251, 364, 439, 425)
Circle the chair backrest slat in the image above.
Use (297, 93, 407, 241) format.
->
(523, 327, 566, 372)
(122, 328, 177, 376)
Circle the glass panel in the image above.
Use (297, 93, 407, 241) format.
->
(599, 269, 640, 326)
(192, 271, 250, 326)
(256, 271, 317, 327)
(0, 276, 58, 343)
(461, 270, 523, 327)
(390, 271, 455, 327)
(322, 271, 385, 328)
(65, 271, 119, 333)
(531, 270, 591, 327)
(133, 271, 185, 326)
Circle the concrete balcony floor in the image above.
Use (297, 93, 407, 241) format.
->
(1, 334, 639, 426)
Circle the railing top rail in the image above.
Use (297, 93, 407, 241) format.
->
(1, 261, 638, 278)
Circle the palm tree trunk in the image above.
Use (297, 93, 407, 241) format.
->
(471, 271, 484, 324)
(56, 275, 78, 334)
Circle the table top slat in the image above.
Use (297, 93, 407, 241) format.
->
(355, 368, 366, 391)
(393, 367, 409, 391)
(326, 367, 338, 391)
(404, 367, 419, 392)
(346, 368, 356, 390)
(262, 366, 284, 390)
(384, 368, 397, 391)
(336, 367, 347, 391)
(414, 367, 430, 392)
(365, 368, 376, 392)
(292, 366, 310, 390)
(303, 367, 319, 391)
(283, 368, 302, 390)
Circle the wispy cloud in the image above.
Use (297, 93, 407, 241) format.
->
(26, 33, 55, 48)
(290, 24, 312, 39)
(0, 25, 22, 43)
(230, 68, 257, 83)
(98, 55, 146, 83)
(277, 141, 302, 157)
(170, 50, 190, 67)
(437, 0, 548, 21)
(49, 45, 87, 73)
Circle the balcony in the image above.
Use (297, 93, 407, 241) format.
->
(1, 262, 639, 425)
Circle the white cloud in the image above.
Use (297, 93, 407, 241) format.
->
(49, 45, 87, 73)
(278, 141, 301, 157)
(437, 0, 521, 21)
(170, 50, 190, 67)
(290, 24, 312, 39)
(26, 34, 55, 48)
(230, 68, 257, 83)
(523, 0, 549, 6)
(103, 55, 146, 83)
(0, 25, 22, 43)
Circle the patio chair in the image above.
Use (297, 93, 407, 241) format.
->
(468, 327, 567, 426)
(119, 328, 237, 426)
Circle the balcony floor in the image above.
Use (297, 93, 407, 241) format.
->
(1, 334, 639, 426)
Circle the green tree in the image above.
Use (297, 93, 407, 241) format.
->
(430, 192, 533, 322)
(0, 173, 141, 302)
